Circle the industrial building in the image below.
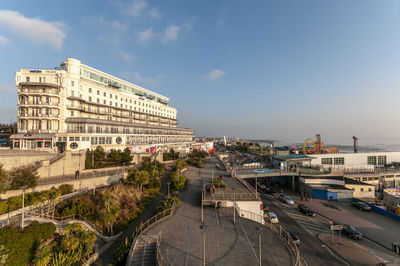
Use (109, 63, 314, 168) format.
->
(10, 58, 194, 153)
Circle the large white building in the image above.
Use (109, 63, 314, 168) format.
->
(11, 58, 193, 153)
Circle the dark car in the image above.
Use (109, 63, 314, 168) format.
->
(288, 231, 300, 245)
(340, 223, 362, 240)
(297, 204, 316, 216)
(265, 187, 277, 195)
(352, 202, 372, 211)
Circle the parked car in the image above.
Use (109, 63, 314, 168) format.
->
(352, 202, 372, 211)
(297, 204, 316, 216)
(288, 231, 300, 245)
(279, 194, 294, 204)
(266, 212, 279, 223)
(340, 223, 363, 240)
(257, 182, 266, 189)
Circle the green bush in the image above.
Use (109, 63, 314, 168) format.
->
(58, 184, 74, 195)
(0, 221, 56, 266)
(186, 158, 203, 168)
(157, 195, 181, 213)
(212, 177, 227, 188)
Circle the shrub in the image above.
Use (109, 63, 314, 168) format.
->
(58, 184, 74, 195)
(9, 164, 39, 190)
(157, 195, 181, 213)
(0, 221, 56, 265)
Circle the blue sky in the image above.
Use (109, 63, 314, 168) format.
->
(0, 0, 399, 145)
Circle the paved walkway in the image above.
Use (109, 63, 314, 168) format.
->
(145, 161, 294, 266)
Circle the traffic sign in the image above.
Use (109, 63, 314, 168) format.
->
(330, 224, 344, 231)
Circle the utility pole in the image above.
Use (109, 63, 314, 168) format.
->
(257, 226, 263, 266)
(255, 176, 258, 199)
(201, 189, 204, 223)
(233, 191, 236, 223)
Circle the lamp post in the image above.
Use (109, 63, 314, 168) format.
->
(257, 226, 263, 266)
(20, 186, 28, 230)
(167, 182, 171, 198)
(233, 188, 236, 223)
(200, 224, 208, 266)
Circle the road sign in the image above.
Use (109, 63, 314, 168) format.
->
(330, 224, 344, 231)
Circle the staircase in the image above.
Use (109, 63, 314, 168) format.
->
(131, 233, 158, 266)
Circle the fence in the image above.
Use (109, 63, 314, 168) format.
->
(353, 198, 400, 222)
(126, 203, 177, 266)
(203, 192, 260, 201)
(38, 165, 132, 186)
(234, 203, 300, 266)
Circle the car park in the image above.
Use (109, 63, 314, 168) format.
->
(297, 204, 316, 216)
(340, 223, 363, 240)
(352, 201, 372, 211)
(266, 212, 279, 223)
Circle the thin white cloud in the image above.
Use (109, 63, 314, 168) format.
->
(0, 10, 66, 50)
(163, 25, 180, 43)
(138, 27, 154, 43)
(217, 8, 228, 30)
(205, 69, 225, 80)
(0, 84, 16, 94)
(122, 0, 147, 16)
(149, 7, 162, 19)
(119, 50, 138, 62)
(0, 35, 9, 45)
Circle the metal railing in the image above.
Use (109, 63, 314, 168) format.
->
(156, 231, 170, 266)
(126, 203, 177, 266)
(234, 203, 300, 266)
(203, 192, 259, 201)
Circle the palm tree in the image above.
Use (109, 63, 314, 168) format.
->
(103, 193, 120, 235)
(33, 243, 54, 266)
(48, 189, 61, 219)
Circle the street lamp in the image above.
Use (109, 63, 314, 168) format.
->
(167, 182, 171, 198)
(200, 224, 208, 266)
(19, 185, 28, 230)
(257, 226, 263, 266)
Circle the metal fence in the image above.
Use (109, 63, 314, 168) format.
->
(234, 203, 300, 266)
(126, 203, 177, 266)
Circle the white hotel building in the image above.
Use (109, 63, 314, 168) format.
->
(11, 58, 193, 153)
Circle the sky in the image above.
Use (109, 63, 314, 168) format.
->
(0, 0, 399, 146)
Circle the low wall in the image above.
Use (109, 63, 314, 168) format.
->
(0, 173, 124, 200)
(37, 151, 86, 178)
(353, 198, 400, 222)
(0, 150, 56, 170)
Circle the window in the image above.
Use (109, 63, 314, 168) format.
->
(46, 96, 50, 104)
(71, 111, 74, 116)
(71, 90, 74, 96)
(378, 156, 386, 166)
(360, 188, 364, 192)
(39, 77, 42, 83)
(115, 95, 117, 100)
(362, 177, 367, 181)
(89, 88, 92, 93)
(91, 137, 98, 145)
(97, 98, 100, 103)
(334, 157, 344, 165)
(71, 81, 74, 86)
(69, 137, 74, 141)
(89, 96, 92, 102)
(104, 92, 106, 97)
(106, 137, 112, 144)
(367, 156, 376, 165)
(110, 101, 112, 106)
(351, 188, 355, 191)
(110, 94, 112, 98)
(368, 188, 372, 192)
(97, 90, 100, 95)
(26, 76, 30, 82)
(99, 137, 105, 144)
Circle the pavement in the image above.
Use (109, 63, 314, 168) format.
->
(145, 159, 294, 266)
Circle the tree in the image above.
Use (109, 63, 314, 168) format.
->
(48, 189, 61, 219)
(107, 149, 122, 165)
(85, 149, 93, 169)
(102, 193, 120, 235)
(121, 148, 133, 164)
(134, 170, 150, 191)
(0, 164, 9, 193)
(93, 146, 106, 168)
(9, 164, 39, 190)
(33, 243, 54, 266)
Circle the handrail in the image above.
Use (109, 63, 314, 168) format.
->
(156, 231, 170, 266)
(126, 203, 177, 266)
(234, 202, 300, 266)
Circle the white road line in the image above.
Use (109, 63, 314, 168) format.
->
(321, 244, 351, 266)
(241, 225, 259, 263)
(298, 222, 314, 236)
(215, 209, 220, 227)
(351, 241, 389, 263)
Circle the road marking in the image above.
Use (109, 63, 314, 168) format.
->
(185, 226, 192, 266)
(321, 244, 351, 266)
(350, 241, 389, 263)
(241, 225, 259, 263)
(215, 209, 221, 227)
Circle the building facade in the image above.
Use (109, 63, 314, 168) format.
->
(11, 58, 193, 153)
